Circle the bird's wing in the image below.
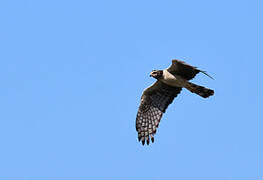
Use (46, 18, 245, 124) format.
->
(167, 59, 214, 80)
(136, 81, 182, 145)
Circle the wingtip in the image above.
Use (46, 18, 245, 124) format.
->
(141, 137, 145, 145)
(150, 135, 154, 143)
(146, 138, 150, 145)
(200, 70, 214, 80)
(138, 135, 155, 145)
(142, 140, 145, 146)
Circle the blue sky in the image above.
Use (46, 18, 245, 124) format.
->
(0, 0, 262, 179)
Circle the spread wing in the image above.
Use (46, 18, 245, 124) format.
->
(136, 81, 182, 145)
(167, 59, 213, 80)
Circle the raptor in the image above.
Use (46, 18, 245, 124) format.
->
(136, 59, 214, 145)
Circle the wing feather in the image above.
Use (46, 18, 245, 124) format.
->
(167, 59, 213, 80)
(136, 81, 182, 145)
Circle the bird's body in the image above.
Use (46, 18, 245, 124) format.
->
(136, 59, 214, 145)
(161, 69, 187, 87)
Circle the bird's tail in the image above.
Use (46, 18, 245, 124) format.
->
(185, 82, 214, 98)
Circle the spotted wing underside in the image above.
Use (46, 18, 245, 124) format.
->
(136, 81, 182, 145)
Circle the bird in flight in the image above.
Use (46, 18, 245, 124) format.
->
(136, 59, 214, 145)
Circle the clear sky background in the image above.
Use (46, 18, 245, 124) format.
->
(0, 0, 262, 179)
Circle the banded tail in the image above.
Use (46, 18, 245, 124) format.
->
(186, 82, 214, 98)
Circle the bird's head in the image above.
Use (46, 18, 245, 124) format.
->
(150, 70, 163, 79)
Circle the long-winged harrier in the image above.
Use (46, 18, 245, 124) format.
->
(136, 59, 214, 145)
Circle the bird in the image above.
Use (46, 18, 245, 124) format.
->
(136, 59, 214, 145)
